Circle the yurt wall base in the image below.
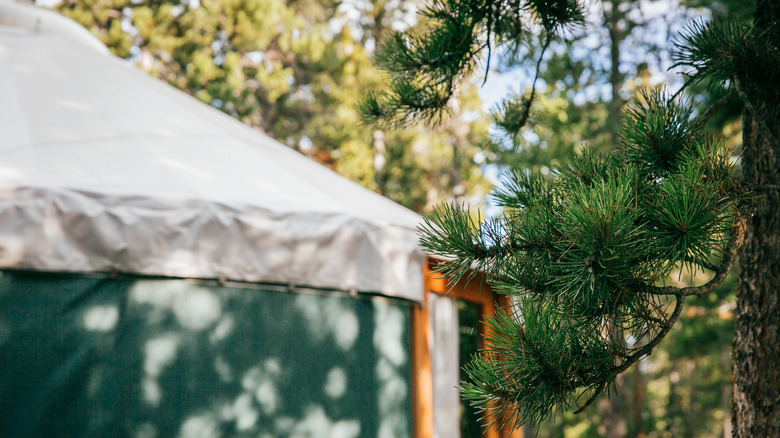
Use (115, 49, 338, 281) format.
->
(0, 271, 412, 438)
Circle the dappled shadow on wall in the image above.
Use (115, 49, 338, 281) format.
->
(0, 272, 412, 438)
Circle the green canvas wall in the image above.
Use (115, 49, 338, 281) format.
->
(0, 272, 412, 438)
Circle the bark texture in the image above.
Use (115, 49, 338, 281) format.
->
(733, 3, 780, 436)
(735, 115, 780, 438)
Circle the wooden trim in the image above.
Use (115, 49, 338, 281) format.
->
(411, 261, 434, 438)
(420, 258, 523, 438)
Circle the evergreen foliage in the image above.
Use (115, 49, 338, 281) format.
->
(672, 14, 780, 146)
(367, 0, 757, 430)
(420, 91, 746, 428)
(357, 0, 585, 128)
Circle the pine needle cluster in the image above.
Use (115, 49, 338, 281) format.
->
(672, 16, 780, 144)
(356, 0, 585, 128)
(419, 90, 747, 428)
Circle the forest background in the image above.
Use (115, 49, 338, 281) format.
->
(49, 0, 744, 436)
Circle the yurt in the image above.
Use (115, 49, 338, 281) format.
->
(0, 2, 520, 437)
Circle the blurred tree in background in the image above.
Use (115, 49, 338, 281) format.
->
(56, 0, 491, 212)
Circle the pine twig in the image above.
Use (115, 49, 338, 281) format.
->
(668, 75, 697, 103)
(644, 217, 745, 297)
(526, 33, 553, 115)
(573, 383, 606, 414)
(616, 294, 686, 373)
(482, 9, 494, 86)
(573, 294, 687, 414)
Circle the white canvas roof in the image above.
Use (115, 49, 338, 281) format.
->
(0, 1, 425, 301)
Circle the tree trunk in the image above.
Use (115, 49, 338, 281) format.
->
(732, 3, 780, 436)
(734, 110, 780, 438)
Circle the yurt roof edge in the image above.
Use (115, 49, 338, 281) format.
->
(0, 1, 425, 301)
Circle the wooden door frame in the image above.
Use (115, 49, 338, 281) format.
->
(411, 257, 522, 438)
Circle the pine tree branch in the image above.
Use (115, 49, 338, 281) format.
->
(573, 382, 606, 414)
(524, 32, 553, 122)
(669, 75, 697, 103)
(644, 217, 745, 297)
(573, 294, 687, 413)
(615, 294, 686, 372)
(482, 8, 494, 86)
